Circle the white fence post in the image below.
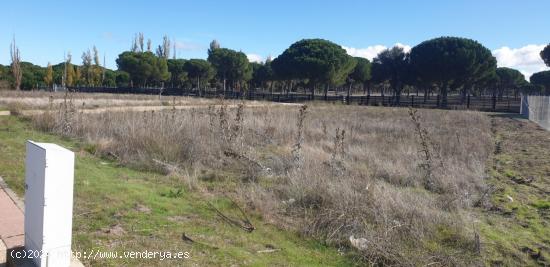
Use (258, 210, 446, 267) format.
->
(24, 141, 75, 267)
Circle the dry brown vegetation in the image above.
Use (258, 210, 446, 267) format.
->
(0, 90, 244, 110)
(29, 97, 494, 266)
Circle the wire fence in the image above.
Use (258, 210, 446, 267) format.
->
(521, 95, 550, 130)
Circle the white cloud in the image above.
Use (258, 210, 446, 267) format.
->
(394, 43, 412, 53)
(342, 43, 411, 60)
(492, 44, 549, 79)
(246, 53, 263, 63)
(174, 41, 202, 51)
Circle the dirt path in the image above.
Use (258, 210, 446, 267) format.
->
(8, 102, 301, 116)
(479, 113, 550, 266)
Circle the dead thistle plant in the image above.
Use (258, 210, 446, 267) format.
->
(331, 128, 346, 160)
(230, 102, 245, 144)
(292, 105, 308, 166)
(207, 104, 216, 130)
(171, 96, 177, 120)
(408, 107, 435, 191)
(326, 127, 346, 176)
(217, 99, 229, 141)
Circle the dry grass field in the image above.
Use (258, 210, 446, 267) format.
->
(27, 93, 495, 265)
(0, 90, 262, 110)
(1, 92, 548, 266)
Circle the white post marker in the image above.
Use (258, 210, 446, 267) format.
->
(24, 141, 75, 267)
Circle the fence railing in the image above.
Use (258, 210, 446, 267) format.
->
(69, 86, 521, 113)
(521, 95, 550, 130)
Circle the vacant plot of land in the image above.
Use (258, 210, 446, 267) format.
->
(20, 97, 496, 266)
(2, 94, 547, 266)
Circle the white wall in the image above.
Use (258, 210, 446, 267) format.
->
(521, 95, 550, 130)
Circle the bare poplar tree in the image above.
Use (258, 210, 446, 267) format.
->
(173, 39, 176, 59)
(93, 46, 101, 86)
(163, 35, 170, 59)
(156, 45, 163, 58)
(147, 39, 152, 52)
(210, 39, 220, 50)
(62, 52, 67, 87)
(131, 33, 139, 52)
(156, 35, 171, 59)
(10, 36, 22, 90)
(208, 39, 221, 58)
(102, 54, 106, 84)
(138, 33, 144, 52)
(81, 49, 92, 86)
(131, 33, 145, 52)
(66, 52, 75, 87)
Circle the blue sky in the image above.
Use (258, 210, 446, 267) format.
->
(1, 0, 549, 77)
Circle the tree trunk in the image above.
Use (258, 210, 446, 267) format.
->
(492, 87, 498, 110)
(288, 80, 293, 97)
(460, 86, 468, 105)
(441, 85, 448, 108)
(324, 83, 329, 101)
(395, 87, 402, 106)
(423, 87, 428, 103)
(347, 82, 352, 105)
(197, 76, 201, 97)
(223, 75, 226, 93)
(367, 83, 371, 96)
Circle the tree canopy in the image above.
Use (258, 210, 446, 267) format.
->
(115, 71, 130, 87)
(19, 62, 45, 90)
(167, 59, 188, 88)
(496, 67, 526, 96)
(530, 70, 550, 93)
(541, 44, 550, 67)
(271, 39, 357, 97)
(207, 47, 251, 90)
(271, 39, 356, 90)
(251, 61, 275, 89)
(184, 59, 215, 89)
(410, 37, 497, 106)
(116, 51, 170, 87)
(373, 47, 410, 103)
(349, 57, 371, 84)
(44, 63, 53, 88)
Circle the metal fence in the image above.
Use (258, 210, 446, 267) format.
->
(69, 86, 521, 113)
(521, 95, 550, 130)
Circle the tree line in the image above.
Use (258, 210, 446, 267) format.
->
(0, 43, 120, 90)
(2, 35, 550, 106)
